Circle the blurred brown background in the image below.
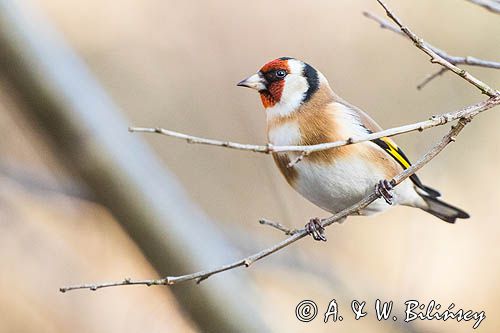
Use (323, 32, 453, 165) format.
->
(0, 0, 499, 332)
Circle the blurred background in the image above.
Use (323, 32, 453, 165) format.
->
(0, 0, 499, 332)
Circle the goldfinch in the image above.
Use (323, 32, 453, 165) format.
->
(238, 57, 469, 240)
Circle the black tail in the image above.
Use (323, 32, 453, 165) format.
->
(420, 194, 470, 223)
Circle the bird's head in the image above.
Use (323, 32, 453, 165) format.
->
(237, 57, 327, 114)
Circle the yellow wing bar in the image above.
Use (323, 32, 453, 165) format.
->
(371, 136, 441, 197)
(379, 137, 410, 169)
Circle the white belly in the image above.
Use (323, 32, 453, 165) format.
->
(291, 153, 420, 215)
(291, 155, 387, 214)
(268, 120, 419, 215)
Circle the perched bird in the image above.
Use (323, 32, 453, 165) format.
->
(238, 57, 469, 240)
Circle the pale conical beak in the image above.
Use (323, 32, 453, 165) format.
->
(237, 73, 267, 91)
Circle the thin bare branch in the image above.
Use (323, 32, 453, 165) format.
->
(363, 11, 404, 35)
(374, 1, 500, 97)
(259, 218, 298, 235)
(128, 127, 274, 153)
(59, 278, 168, 292)
(130, 97, 497, 156)
(130, 5, 499, 156)
(61, 113, 484, 292)
(287, 151, 309, 168)
(60, 1, 500, 293)
(417, 68, 447, 90)
(363, 11, 500, 70)
(467, 0, 500, 13)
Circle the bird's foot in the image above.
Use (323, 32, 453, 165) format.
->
(375, 179, 394, 205)
(305, 217, 327, 242)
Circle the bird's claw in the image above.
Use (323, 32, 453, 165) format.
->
(305, 217, 327, 242)
(375, 179, 393, 205)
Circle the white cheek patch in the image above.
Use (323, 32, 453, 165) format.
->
(287, 59, 305, 75)
(268, 121, 301, 146)
(281, 75, 308, 106)
(266, 74, 308, 120)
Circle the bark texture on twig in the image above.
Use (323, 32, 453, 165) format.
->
(61, 95, 500, 292)
(258, 218, 299, 235)
(129, 97, 495, 157)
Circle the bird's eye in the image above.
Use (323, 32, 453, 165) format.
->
(276, 70, 287, 78)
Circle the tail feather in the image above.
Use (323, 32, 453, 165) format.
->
(420, 194, 470, 223)
(411, 174, 441, 198)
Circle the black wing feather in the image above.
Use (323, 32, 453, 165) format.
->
(371, 137, 441, 198)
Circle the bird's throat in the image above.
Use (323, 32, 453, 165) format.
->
(259, 80, 285, 108)
(259, 91, 277, 108)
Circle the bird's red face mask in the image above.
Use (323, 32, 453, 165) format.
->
(237, 58, 291, 108)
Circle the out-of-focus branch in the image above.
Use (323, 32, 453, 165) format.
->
(375, 0, 499, 97)
(467, 0, 500, 13)
(0, 0, 268, 331)
(417, 68, 447, 90)
(363, 11, 500, 70)
(363, 10, 500, 88)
